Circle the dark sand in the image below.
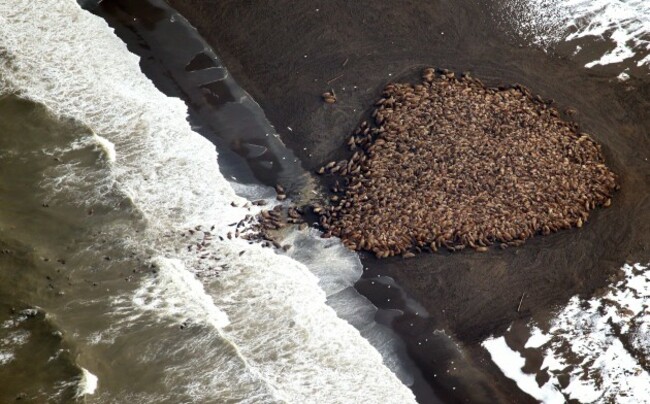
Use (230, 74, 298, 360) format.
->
(98, 0, 650, 402)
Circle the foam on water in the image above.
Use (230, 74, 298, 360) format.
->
(0, 1, 415, 402)
(0, 326, 30, 367)
(0, 352, 13, 366)
(282, 228, 363, 296)
(133, 258, 230, 329)
(93, 134, 116, 164)
(497, 0, 650, 72)
(40, 132, 124, 209)
(279, 228, 417, 386)
(0, 302, 82, 402)
(0, 329, 23, 367)
(483, 263, 650, 403)
(76, 368, 98, 397)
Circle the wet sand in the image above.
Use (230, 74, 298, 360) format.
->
(97, 0, 650, 402)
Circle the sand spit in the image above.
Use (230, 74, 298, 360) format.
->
(317, 68, 618, 257)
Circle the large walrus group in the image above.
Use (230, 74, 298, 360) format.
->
(316, 68, 618, 257)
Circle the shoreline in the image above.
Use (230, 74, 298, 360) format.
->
(82, 1, 441, 401)
(93, 0, 650, 402)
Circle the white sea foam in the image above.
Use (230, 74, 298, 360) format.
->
(282, 228, 363, 296)
(0, 327, 30, 367)
(133, 257, 230, 329)
(93, 134, 116, 163)
(0, 1, 415, 402)
(499, 0, 650, 71)
(282, 228, 416, 386)
(40, 133, 121, 209)
(484, 263, 650, 403)
(0, 351, 14, 365)
(76, 368, 98, 397)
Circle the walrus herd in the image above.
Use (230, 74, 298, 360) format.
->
(316, 68, 618, 257)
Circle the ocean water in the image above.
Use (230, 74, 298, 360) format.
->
(0, 1, 416, 403)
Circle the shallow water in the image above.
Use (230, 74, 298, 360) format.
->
(0, 94, 134, 402)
